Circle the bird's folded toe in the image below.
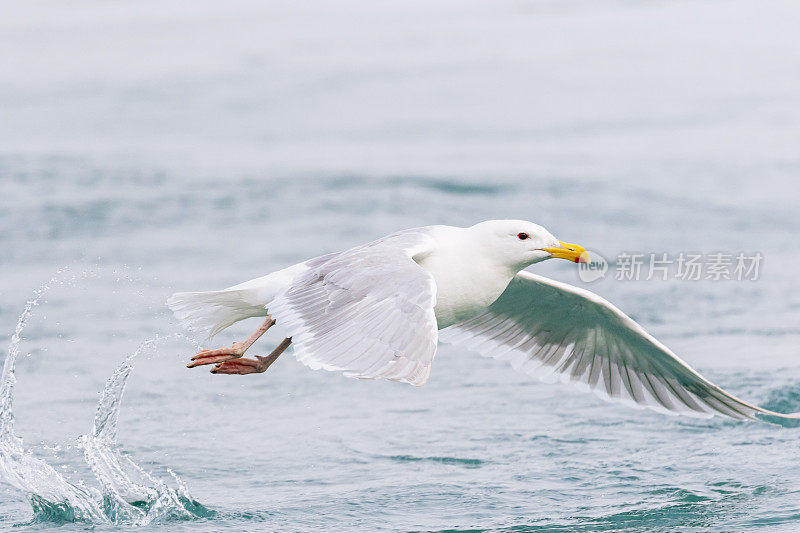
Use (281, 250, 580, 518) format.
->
(187, 353, 242, 368)
(190, 346, 240, 360)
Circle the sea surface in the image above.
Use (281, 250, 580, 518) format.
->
(2, 1, 800, 531)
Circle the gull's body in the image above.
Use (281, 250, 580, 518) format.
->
(168, 220, 798, 421)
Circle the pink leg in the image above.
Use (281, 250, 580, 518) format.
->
(211, 337, 292, 376)
(187, 316, 275, 368)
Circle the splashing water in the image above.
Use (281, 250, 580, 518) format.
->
(80, 335, 211, 525)
(0, 275, 210, 526)
(0, 275, 107, 523)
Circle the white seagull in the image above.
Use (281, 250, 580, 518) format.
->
(168, 220, 797, 421)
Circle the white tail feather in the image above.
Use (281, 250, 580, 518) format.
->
(167, 289, 268, 338)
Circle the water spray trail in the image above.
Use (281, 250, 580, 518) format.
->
(0, 275, 55, 439)
(0, 271, 208, 525)
(0, 271, 107, 522)
(81, 333, 208, 525)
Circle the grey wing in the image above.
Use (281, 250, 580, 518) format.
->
(440, 271, 798, 420)
(267, 230, 439, 386)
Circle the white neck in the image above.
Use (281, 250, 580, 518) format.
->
(417, 226, 521, 328)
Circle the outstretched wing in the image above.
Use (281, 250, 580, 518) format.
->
(440, 271, 798, 420)
(268, 229, 439, 386)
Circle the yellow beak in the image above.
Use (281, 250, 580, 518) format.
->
(541, 241, 589, 263)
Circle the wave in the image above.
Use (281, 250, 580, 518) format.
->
(0, 274, 211, 526)
(387, 454, 486, 468)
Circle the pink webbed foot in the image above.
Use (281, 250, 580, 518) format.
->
(186, 343, 247, 368)
(207, 337, 292, 376)
(210, 357, 271, 375)
(186, 316, 276, 369)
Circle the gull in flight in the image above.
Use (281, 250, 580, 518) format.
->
(168, 220, 797, 421)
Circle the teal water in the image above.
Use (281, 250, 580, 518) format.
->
(2, 171, 800, 532)
(3, 1, 800, 531)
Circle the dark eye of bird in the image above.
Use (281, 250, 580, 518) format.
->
(517, 232, 529, 240)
